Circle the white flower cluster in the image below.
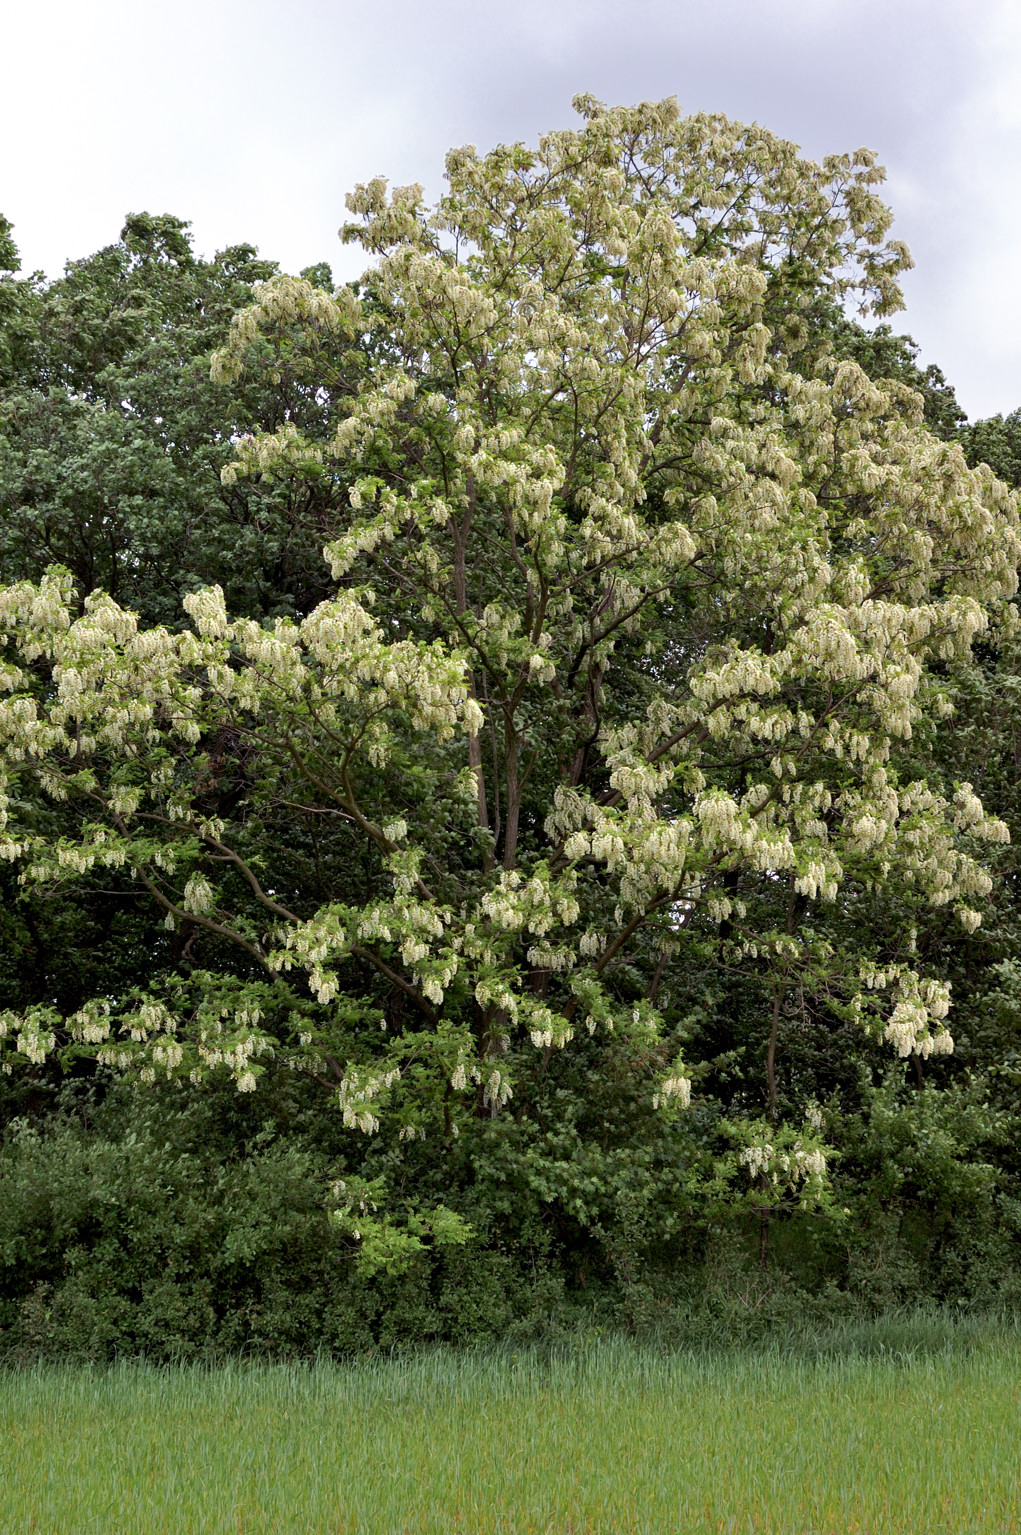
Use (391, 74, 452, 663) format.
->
(858, 965, 954, 1058)
(652, 1071, 691, 1110)
(182, 875, 215, 916)
(211, 274, 359, 387)
(70, 1000, 112, 1045)
(480, 869, 580, 936)
(740, 1140, 827, 1185)
(0, 1008, 57, 1068)
(337, 1066, 400, 1135)
(482, 1068, 512, 1108)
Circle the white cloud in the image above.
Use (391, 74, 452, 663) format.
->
(3, 0, 1019, 417)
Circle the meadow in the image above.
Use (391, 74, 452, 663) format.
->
(1, 1319, 1019, 1533)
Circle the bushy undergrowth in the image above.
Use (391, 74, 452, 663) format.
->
(0, 1080, 549, 1359)
(2, 1070, 1019, 1362)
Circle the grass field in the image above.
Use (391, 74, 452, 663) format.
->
(1, 1320, 1019, 1533)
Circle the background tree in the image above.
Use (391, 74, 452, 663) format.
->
(0, 213, 346, 624)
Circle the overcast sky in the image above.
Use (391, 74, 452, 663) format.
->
(4, 0, 1019, 418)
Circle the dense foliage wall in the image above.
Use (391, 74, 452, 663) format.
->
(2, 103, 1021, 1357)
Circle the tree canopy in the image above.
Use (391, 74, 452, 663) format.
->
(1, 98, 1021, 1326)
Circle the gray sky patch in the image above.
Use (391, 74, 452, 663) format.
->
(3, 0, 1017, 417)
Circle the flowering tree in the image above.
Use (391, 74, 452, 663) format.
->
(0, 98, 1017, 1243)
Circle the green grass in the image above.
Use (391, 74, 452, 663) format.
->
(2, 1321, 1020, 1533)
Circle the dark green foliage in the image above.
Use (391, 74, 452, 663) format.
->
(0, 213, 345, 624)
(3, 1064, 1019, 1359)
(0, 1077, 558, 1359)
(960, 409, 1021, 489)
